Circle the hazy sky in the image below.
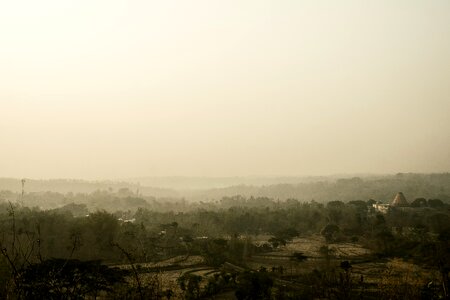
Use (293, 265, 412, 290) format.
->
(1, 0, 449, 179)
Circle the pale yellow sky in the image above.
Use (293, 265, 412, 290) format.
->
(1, 0, 449, 179)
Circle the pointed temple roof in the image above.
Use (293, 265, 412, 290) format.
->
(391, 192, 409, 207)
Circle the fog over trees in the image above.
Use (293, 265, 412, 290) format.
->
(1, 173, 449, 207)
(0, 174, 449, 298)
(1, 0, 449, 298)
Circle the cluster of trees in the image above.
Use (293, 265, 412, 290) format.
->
(185, 173, 450, 203)
(0, 195, 448, 260)
(0, 191, 448, 298)
(1, 173, 449, 210)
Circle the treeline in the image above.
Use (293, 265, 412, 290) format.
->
(0, 196, 448, 262)
(1, 173, 449, 204)
(0, 188, 181, 212)
(195, 173, 450, 203)
(0, 178, 178, 198)
(0, 194, 449, 298)
(1, 173, 450, 213)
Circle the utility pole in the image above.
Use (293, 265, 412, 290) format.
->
(21, 179, 26, 206)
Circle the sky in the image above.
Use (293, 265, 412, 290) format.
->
(0, 0, 449, 179)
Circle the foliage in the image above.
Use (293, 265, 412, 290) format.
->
(15, 259, 126, 299)
(178, 274, 202, 300)
(235, 269, 273, 300)
(321, 224, 340, 243)
(0, 186, 449, 299)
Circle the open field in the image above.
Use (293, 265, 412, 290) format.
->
(117, 235, 443, 299)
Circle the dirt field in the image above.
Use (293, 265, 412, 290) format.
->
(114, 255, 205, 270)
(248, 235, 438, 287)
(120, 236, 440, 299)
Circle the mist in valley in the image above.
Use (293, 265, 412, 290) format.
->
(1, 0, 450, 299)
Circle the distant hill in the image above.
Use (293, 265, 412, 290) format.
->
(183, 173, 450, 203)
(122, 174, 378, 190)
(0, 178, 179, 198)
(1, 173, 449, 204)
